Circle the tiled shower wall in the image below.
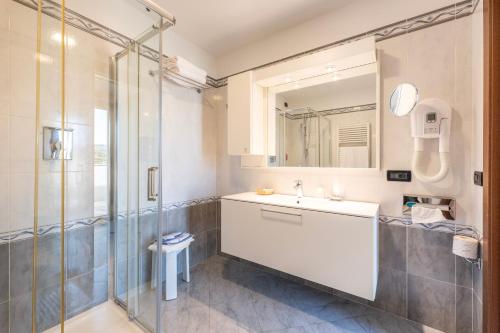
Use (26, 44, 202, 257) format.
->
(0, 221, 109, 333)
(114, 199, 220, 297)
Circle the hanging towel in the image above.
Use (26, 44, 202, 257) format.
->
(338, 146, 369, 168)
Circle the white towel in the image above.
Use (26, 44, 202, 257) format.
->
(411, 206, 445, 224)
(167, 66, 206, 85)
(166, 56, 207, 80)
(338, 146, 369, 168)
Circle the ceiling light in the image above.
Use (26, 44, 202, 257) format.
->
(284, 76, 292, 83)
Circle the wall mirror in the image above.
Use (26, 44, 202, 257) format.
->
(267, 63, 379, 168)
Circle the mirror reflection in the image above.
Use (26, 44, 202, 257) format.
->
(389, 83, 419, 117)
(269, 70, 377, 168)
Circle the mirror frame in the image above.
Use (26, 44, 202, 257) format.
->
(263, 61, 381, 171)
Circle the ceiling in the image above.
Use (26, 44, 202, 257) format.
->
(155, 0, 352, 56)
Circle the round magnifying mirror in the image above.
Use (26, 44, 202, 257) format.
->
(389, 83, 419, 117)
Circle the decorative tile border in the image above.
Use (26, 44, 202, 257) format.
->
(0, 196, 220, 244)
(379, 214, 481, 239)
(0, 215, 109, 244)
(212, 0, 478, 88)
(13, 0, 133, 49)
(13, 0, 478, 89)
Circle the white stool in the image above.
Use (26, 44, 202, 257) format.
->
(148, 237, 194, 301)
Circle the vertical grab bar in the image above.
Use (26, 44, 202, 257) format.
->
(148, 167, 159, 201)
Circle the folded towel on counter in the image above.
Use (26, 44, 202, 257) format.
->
(161, 232, 193, 245)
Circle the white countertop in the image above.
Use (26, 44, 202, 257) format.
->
(222, 192, 379, 218)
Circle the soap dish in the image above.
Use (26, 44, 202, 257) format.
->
(256, 188, 274, 195)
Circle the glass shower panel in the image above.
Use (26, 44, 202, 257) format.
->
(114, 19, 164, 332)
(2, 0, 167, 332)
(29, 1, 66, 331)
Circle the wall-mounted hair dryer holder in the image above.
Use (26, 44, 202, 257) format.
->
(402, 194, 456, 220)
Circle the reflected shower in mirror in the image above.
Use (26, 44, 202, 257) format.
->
(269, 67, 377, 168)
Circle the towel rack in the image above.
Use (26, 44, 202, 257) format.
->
(149, 69, 210, 93)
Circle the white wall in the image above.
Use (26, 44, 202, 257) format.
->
(216, 0, 455, 77)
(216, 17, 481, 229)
(162, 83, 218, 205)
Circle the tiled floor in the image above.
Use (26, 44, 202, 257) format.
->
(47, 255, 444, 333)
(152, 255, 444, 333)
(43, 300, 143, 333)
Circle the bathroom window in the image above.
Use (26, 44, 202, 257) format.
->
(94, 108, 109, 216)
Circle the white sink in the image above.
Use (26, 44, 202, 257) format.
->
(222, 192, 379, 218)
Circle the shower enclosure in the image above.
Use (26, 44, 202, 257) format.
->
(0, 0, 174, 332)
(275, 108, 332, 167)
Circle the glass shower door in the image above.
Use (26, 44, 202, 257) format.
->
(114, 20, 165, 333)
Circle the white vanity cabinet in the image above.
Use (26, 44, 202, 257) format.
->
(221, 193, 379, 301)
(227, 71, 264, 155)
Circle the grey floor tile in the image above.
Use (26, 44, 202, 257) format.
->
(357, 311, 445, 333)
(163, 264, 211, 312)
(252, 294, 311, 332)
(299, 296, 375, 325)
(209, 300, 262, 333)
(112, 254, 447, 333)
(163, 305, 210, 333)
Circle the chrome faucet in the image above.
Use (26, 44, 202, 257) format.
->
(294, 180, 304, 198)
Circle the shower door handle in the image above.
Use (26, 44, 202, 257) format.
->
(147, 167, 159, 201)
